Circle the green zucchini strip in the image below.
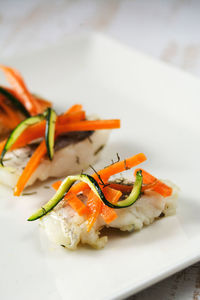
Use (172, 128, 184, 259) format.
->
(0, 86, 30, 118)
(45, 108, 57, 160)
(28, 171, 143, 221)
(0, 113, 46, 166)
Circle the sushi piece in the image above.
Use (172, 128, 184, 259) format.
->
(28, 154, 179, 250)
(0, 65, 52, 137)
(0, 105, 120, 195)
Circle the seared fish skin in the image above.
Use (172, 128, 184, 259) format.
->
(41, 181, 178, 250)
(0, 129, 109, 188)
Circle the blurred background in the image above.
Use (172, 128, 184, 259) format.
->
(1, 0, 200, 77)
(0, 1, 200, 299)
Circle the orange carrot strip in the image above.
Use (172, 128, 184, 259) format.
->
(66, 153, 146, 196)
(103, 186, 122, 204)
(52, 180, 62, 190)
(141, 181, 159, 191)
(0, 65, 41, 115)
(52, 181, 90, 216)
(65, 193, 88, 216)
(66, 104, 83, 113)
(86, 190, 102, 232)
(109, 181, 160, 193)
(0, 140, 6, 154)
(100, 187, 121, 224)
(101, 204, 117, 224)
(33, 95, 52, 110)
(58, 110, 85, 124)
(56, 119, 120, 135)
(134, 168, 172, 197)
(14, 140, 47, 196)
(108, 182, 133, 193)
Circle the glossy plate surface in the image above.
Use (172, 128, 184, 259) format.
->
(0, 34, 200, 300)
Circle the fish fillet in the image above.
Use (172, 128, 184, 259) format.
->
(41, 181, 178, 250)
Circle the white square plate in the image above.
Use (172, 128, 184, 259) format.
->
(0, 34, 200, 300)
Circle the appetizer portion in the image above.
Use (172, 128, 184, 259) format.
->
(28, 154, 178, 250)
(0, 105, 120, 195)
(0, 65, 51, 137)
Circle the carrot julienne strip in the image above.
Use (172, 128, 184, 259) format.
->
(100, 204, 117, 224)
(86, 190, 102, 232)
(0, 65, 41, 115)
(109, 181, 160, 193)
(56, 119, 120, 135)
(100, 187, 122, 223)
(66, 104, 83, 113)
(57, 110, 86, 124)
(134, 168, 172, 197)
(52, 180, 62, 191)
(32, 95, 52, 110)
(65, 193, 88, 216)
(108, 182, 133, 193)
(102, 186, 122, 204)
(14, 140, 47, 196)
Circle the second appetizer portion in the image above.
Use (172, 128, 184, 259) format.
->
(0, 65, 120, 195)
(28, 154, 178, 250)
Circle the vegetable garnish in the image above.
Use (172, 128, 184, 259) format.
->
(66, 193, 88, 216)
(0, 65, 41, 115)
(52, 183, 120, 225)
(0, 110, 86, 152)
(28, 171, 143, 222)
(53, 153, 147, 196)
(56, 119, 120, 134)
(0, 65, 52, 133)
(0, 98, 21, 128)
(28, 175, 92, 221)
(0, 86, 30, 118)
(66, 104, 83, 113)
(52, 153, 146, 226)
(0, 113, 117, 155)
(86, 190, 102, 231)
(0, 98, 120, 195)
(45, 108, 57, 160)
(134, 169, 172, 197)
(0, 113, 46, 166)
(28, 153, 173, 233)
(14, 140, 47, 196)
